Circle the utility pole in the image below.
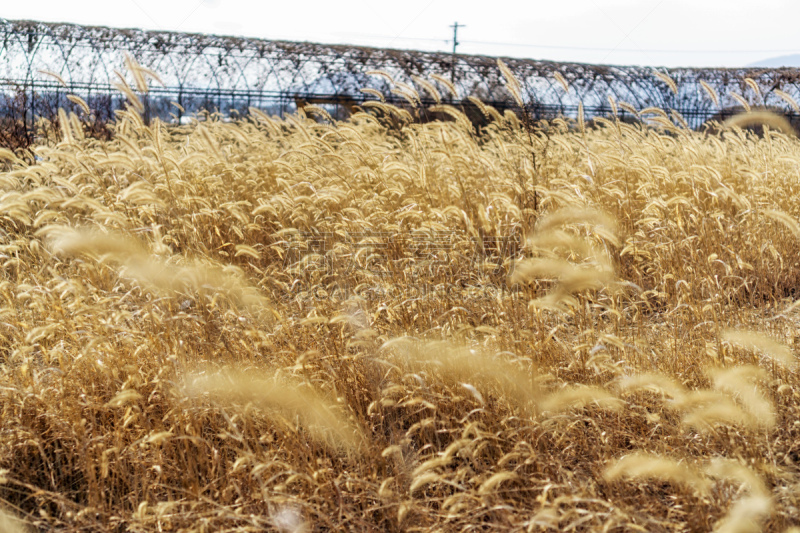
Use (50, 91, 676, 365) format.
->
(450, 22, 464, 85)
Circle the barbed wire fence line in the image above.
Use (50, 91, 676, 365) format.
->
(2, 18, 800, 150)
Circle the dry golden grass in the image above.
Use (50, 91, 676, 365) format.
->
(2, 64, 800, 531)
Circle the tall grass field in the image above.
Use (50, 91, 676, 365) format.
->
(0, 61, 799, 532)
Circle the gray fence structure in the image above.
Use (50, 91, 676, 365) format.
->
(2, 17, 800, 139)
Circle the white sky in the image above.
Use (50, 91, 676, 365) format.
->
(4, 1, 800, 68)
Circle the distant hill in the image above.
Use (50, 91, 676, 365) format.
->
(747, 54, 800, 68)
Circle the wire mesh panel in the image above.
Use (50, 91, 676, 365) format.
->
(2, 17, 800, 140)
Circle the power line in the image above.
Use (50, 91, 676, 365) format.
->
(387, 0, 436, 47)
(336, 32, 800, 55)
(456, 40, 800, 55)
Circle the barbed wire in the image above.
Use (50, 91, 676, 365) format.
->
(1, 17, 799, 145)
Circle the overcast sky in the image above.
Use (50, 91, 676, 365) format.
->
(4, 1, 800, 68)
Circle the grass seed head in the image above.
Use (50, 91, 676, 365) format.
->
(48, 227, 274, 316)
(723, 111, 796, 136)
(185, 369, 365, 452)
(604, 452, 710, 495)
(721, 329, 795, 368)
